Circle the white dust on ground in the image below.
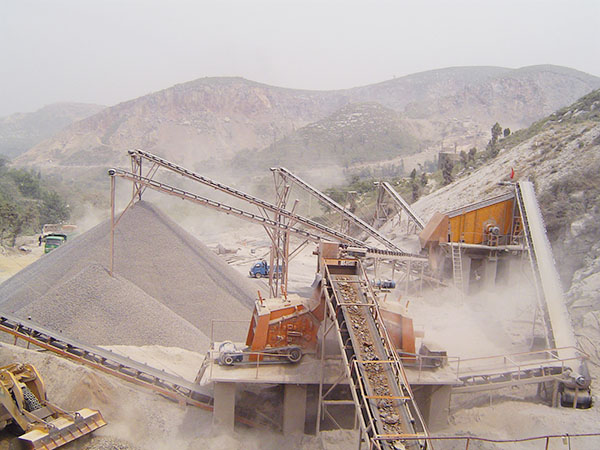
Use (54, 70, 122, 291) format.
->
(0, 343, 210, 450)
(439, 401, 600, 449)
(101, 345, 205, 382)
(0, 342, 358, 450)
(0, 235, 44, 284)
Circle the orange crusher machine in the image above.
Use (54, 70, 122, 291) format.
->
(218, 246, 445, 368)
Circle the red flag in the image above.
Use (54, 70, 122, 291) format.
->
(510, 168, 515, 179)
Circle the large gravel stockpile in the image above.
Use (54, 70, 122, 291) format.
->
(0, 201, 256, 338)
(16, 264, 210, 352)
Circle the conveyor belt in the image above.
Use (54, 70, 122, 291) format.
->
(109, 168, 426, 261)
(0, 312, 213, 408)
(272, 167, 406, 253)
(515, 182, 578, 363)
(380, 182, 425, 230)
(128, 150, 371, 249)
(322, 258, 428, 449)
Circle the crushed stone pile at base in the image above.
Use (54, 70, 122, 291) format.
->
(17, 264, 210, 352)
(0, 201, 256, 339)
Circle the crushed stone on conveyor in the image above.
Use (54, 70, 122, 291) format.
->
(338, 278, 410, 438)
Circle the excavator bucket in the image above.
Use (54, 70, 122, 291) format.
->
(18, 408, 106, 450)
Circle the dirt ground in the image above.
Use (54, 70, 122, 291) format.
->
(1, 222, 599, 449)
(0, 235, 43, 284)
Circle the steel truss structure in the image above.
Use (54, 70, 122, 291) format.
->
(108, 150, 426, 296)
(373, 181, 425, 235)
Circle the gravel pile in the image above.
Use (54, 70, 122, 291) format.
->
(17, 264, 210, 352)
(0, 201, 256, 340)
(83, 437, 142, 450)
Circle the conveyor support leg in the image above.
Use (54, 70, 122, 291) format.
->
(283, 384, 307, 435)
(420, 385, 452, 431)
(213, 382, 236, 430)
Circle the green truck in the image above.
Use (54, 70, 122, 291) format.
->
(43, 233, 67, 253)
(40, 223, 77, 254)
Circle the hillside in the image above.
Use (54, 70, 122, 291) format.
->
(15, 78, 348, 171)
(14, 66, 600, 182)
(351, 65, 600, 138)
(233, 102, 425, 173)
(411, 89, 600, 331)
(0, 102, 105, 159)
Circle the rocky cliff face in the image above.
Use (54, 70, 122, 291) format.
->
(14, 66, 600, 178)
(403, 65, 600, 128)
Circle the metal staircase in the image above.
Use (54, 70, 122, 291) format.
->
(451, 244, 464, 292)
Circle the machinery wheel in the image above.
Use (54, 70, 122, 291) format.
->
(223, 355, 235, 366)
(287, 348, 302, 363)
(22, 386, 42, 412)
(560, 388, 593, 409)
(255, 272, 262, 279)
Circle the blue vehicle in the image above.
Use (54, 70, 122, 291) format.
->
(371, 279, 396, 290)
(249, 260, 282, 278)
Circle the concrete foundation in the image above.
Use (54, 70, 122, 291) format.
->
(283, 384, 307, 435)
(213, 382, 236, 430)
(461, 255, 472, 293)
(483, 256, 498, 289)
(413, 384, 452, 431)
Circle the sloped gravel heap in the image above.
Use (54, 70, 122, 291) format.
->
(17, 263, 210, 352)
(0, 201, 256, 339)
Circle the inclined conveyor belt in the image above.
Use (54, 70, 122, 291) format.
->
(110, 167, 426, 261)
(324, 260, 427, 449)
(128, 150, 375, 250)
(516, 181, 578, 364)
(381, 182, 425, 230)
(0, 312, 213, 407)
(272, 167, 405, 252)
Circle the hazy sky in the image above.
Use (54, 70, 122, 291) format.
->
(1, 0, 599, 116)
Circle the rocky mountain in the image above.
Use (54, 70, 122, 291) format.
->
(15, 78, 348, 171)
(233, 102, 425, 173)
(14, 66, 600, 181)
(412, 89, 600, 341)
(0, 103, 105, 159)
(353, 65, 600, 130)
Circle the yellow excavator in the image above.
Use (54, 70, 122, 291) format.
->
(0, 363, 106, 449)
